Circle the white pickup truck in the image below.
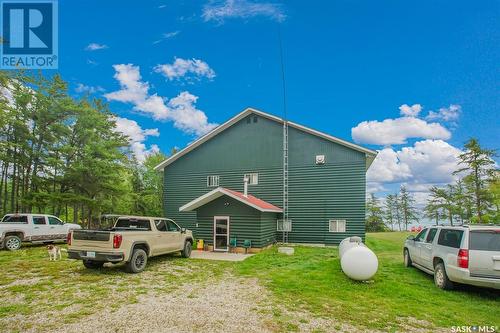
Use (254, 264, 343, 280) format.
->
(0, 213, 82, 251)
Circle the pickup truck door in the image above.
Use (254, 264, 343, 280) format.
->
(468, 230, 500, 279)
(166, 219, 184, 251)
(420, 228, 438, 270)
(47, 216, 67, 240)
(31, 215, 51, 241)
(409, 229, 428, 266)
(153, 219, 173, 255)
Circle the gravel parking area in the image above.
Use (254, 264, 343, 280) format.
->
(51, 274, 362, 333)
(53, 276, 270, 333)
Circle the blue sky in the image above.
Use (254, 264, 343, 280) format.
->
(57, 0, 499, 209)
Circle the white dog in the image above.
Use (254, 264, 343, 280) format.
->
(47, 244, 64, 261)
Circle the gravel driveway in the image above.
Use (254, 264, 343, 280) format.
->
(51, 274, 363, 333)
(53, 276, 272, 333)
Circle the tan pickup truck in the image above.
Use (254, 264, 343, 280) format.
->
(67, 215, 193, 273)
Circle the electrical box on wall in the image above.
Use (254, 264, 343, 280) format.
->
(315, 155, 326, 164)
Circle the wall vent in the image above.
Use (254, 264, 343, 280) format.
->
(315, 155, 326, 164)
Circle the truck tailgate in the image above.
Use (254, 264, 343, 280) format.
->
(469, 230, 500, 279)
(71, 230, 113, 249)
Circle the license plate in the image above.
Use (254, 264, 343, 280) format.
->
(85, 251, 96, 258)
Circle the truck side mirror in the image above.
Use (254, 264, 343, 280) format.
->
(181, 228, 186, 233)
(407, 235, 415, 241)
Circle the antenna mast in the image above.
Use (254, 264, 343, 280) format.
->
(278, 24, 289, 243)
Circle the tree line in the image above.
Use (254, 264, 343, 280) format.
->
(0, 71, 167, 227)
(366, 138, 498, 231)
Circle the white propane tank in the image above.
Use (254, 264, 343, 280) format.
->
(339, 236, 378, 281)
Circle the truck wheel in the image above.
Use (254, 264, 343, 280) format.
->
(181, 241, 192, 258)
(83, 260, 104, 269)
(125, 248, 148, 273)
(4, 235, 22, 251)
(403, 249, 412, 267)
(434, 262, 454, 290)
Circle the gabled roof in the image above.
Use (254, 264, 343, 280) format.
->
(154, 107, 377, 171)
(179, 187, 283, 213)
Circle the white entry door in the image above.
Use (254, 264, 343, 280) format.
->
(213, 216, 229, 251)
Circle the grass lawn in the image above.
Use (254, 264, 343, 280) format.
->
(0, 232, 498, 332)
(236, 232, 500, 331)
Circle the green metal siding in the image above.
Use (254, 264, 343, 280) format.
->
(195, 195, 277, 248)
(164, 112, 367, 245)
(261, 212, 277, 245)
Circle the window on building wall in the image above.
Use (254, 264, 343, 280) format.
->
(244, 173, 259, 185)
(207, 175, 219, 187)
(329, 219, 346, 232)
(277, 219, 292, 232)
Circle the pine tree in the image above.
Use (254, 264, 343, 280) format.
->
(454, 138, 496, 223)
(399, 186, 419, 230)
(366, 193, 385, 232)
(384, 194, 397, 231)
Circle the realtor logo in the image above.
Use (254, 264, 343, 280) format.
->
(1, 0, 58, 69)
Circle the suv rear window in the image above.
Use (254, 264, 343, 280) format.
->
(470, 230, 500, 251)
(1, 215, 28, 223)
(114, 219, 151, 230)
(437, 229, 464, 248)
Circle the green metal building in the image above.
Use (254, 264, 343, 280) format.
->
(154, 108, 377, 251)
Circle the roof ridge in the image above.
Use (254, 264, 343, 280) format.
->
(154, 107, 377, 171)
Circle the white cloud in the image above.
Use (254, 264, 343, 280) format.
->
(105, 64, 218, 136)
(399, 103, 422, 117)
(152, 31, 180, 45)
(398, 139, 462, 185)
(426, 104, 461, 122)
(368, 139, 462, 189)
(202, 0, 286, 22)
(167, 92, 216, 135)
(352, 117, 451, 145)
(112, 116, 160, 163)
(75, 83, 105, 94)
(367, 148, 412, 183)
(85, 43, 108, 51)
(154, 57, 215, 81)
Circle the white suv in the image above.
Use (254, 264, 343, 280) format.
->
(0, 214, 81, 250)
(404, 225, 500, 290)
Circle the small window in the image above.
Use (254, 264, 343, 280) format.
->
(244, 173, 258, 185)
(114, 219, 151, 230)
(470, 231, 500, 251)
(437, 229, 464, 248)
(425, 228, 438, 243)
(166, 220, 181, 232)
(207, 175, 219, 187)
(155, 220, 167, 232)
(253, 116, 258, 123)
(329, 219, 346, 233)
(33, 216, 47, 225)
(48, 217, 63, 225)
(1, 215, 28, 223)
(277, 219, 292, 232)
(414, 229, 428, 242)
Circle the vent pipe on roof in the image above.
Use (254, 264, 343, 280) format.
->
(243, 176, 249, 197)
